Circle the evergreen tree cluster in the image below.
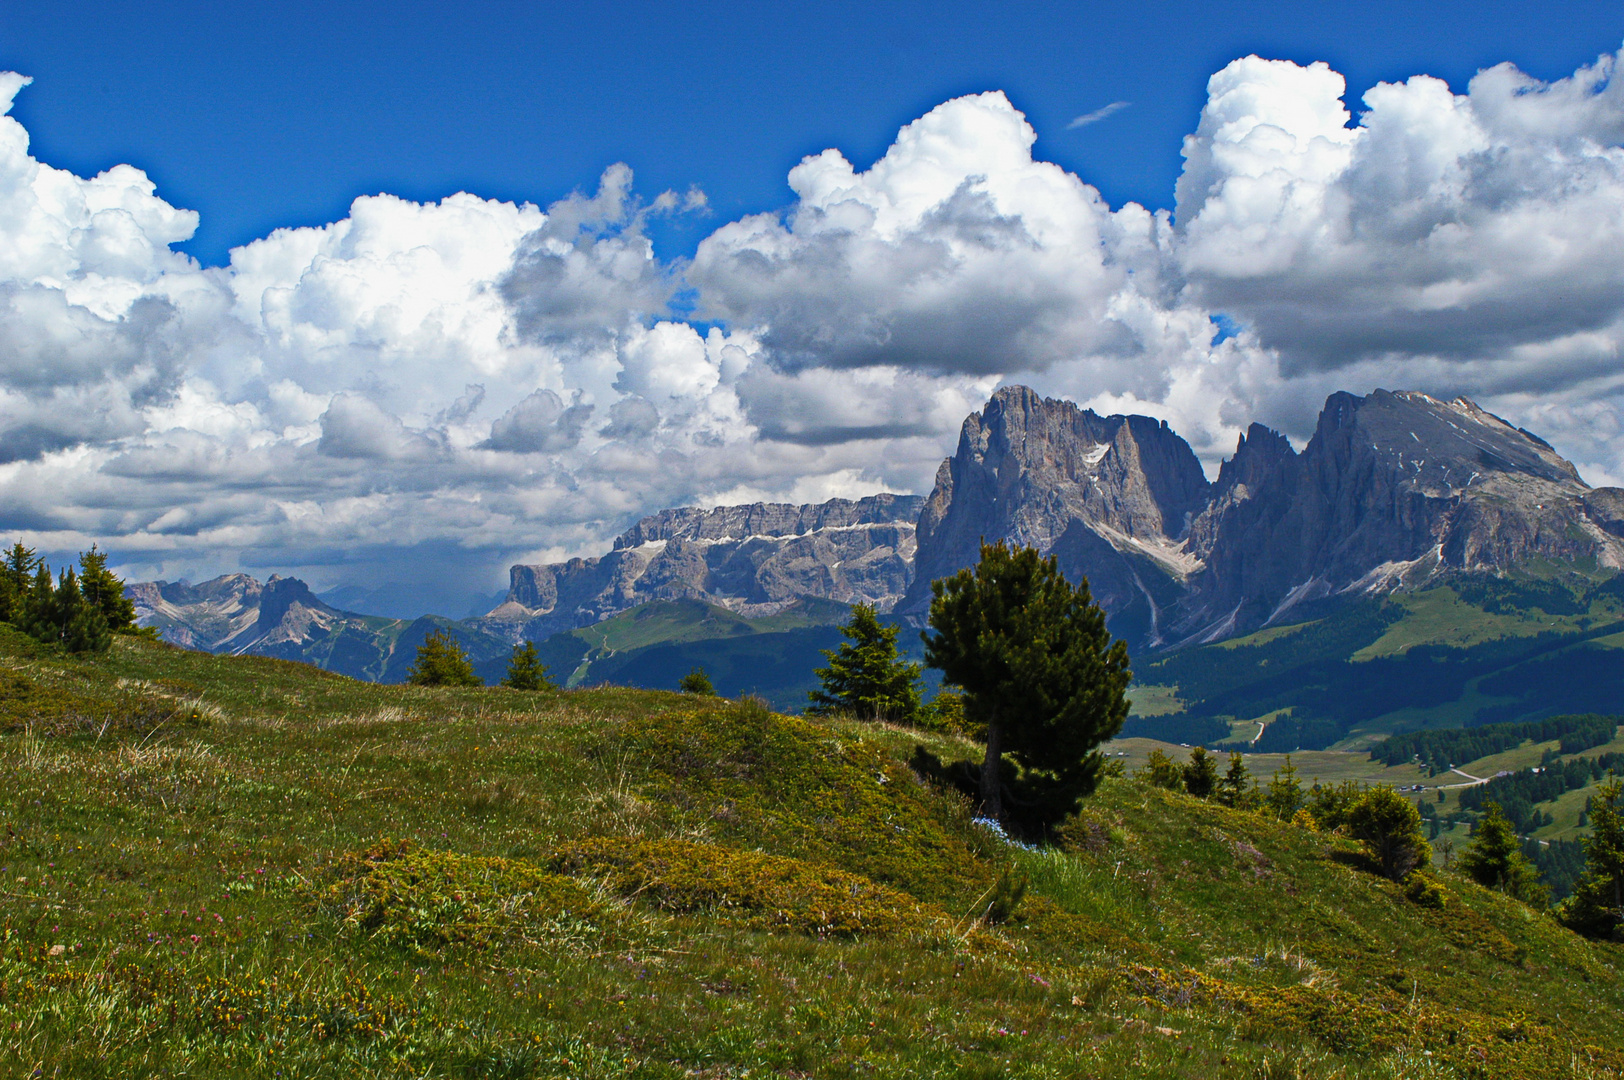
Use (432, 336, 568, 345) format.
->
(0, 541, 138, 653)
(1371, 713, 1618, 769)
(1456, 754, 1624, 833)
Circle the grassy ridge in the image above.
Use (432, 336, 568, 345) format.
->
(1, 630, 1622, 1077)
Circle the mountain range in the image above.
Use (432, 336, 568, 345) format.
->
(129, 385, 1624, 719)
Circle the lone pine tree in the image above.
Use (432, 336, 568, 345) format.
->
(1459, 800, 1549, 907)
(923, 541, 1130, 835)
(501, 641, 553, 691)
(807, 603, 922, 723)
(408, 629, 482, 687)
(679, 667, 714, 695)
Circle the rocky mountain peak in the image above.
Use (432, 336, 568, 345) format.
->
(898, 387, 1210, 644)
(1213, 423, 1295, 497)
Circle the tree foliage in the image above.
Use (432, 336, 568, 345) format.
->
(679, 667, 715, 696)
(1183, 747, 1219, 798)
(1220, 752, 1252, 808)
(806, 604, 922, 723)
(922, 541, 1130, 835)
(1458, 801, 1549, 907)
(500, 641, 553, 691)
(1560, 776, 1624, 940)
(0, 541, 37, 625)
(0, 541, 138, 653)
(1346, 786, 1431, 882)
(77, 544, 138, 633)
(1266, 756, 1304, 821)
(408, 629, 482, 687)
(1142, 748, 1185, 791)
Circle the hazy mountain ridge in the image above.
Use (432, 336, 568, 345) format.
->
(486, 493, 924, 641)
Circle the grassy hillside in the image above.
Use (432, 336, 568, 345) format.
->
(2, 629, 1622, 1078)
(1125, 575, 1624, 752)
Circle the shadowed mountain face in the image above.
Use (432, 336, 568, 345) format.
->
(895, 386, 1211, 645)
(1173, 390, 1624, 644)
(896, 386, 1624, 650)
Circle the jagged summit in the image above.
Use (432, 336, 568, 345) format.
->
(1171, 388, 1624, 643)
(896, 386, 1211, 645)
(897, 385, 1624, 650)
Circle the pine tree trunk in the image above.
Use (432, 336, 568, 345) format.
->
(981, 710, 1003, 822)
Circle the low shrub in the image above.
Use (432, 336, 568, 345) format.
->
(313, 839, 601, 954)
(548, 836, 945, 939)
(610, 698, 989, 906)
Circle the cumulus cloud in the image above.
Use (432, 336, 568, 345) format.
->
(1175, 50, 1624, 384)
(691, 92, 1172, 380)
(3, 48, 1624, 605)
(484, 389, 593, 453)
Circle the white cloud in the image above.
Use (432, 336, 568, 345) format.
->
(1068, 101, 1130, 128)
(3, 48, 1624, 603)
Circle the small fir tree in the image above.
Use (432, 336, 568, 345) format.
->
(1559, 776, 1624, 940)
(18, 561, 56, 643)
(0, 541, 38, 624)
(1307, 780, 1366, 832)
(1183, 747, 1219, 798)
(407, 629, 482, 687)
(57, 568, 111, 654)
(679, 667, 715, 695)
(1220, 752, 1250, 807)
(77, 545, 137, 633)
(1346, 786, 1432, 882)
(806, 604, 923, 723)
(500, 641, 553, 690)
(1142, 748, 1185, 791)
(1266, 755, 1304, 821)
(1458, 801, 1549, 907)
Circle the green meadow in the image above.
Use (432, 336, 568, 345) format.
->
(2, 627, 1622, 1078)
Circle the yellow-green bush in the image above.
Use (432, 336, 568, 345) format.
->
(313, 839, 601, 953)
(549, 836, 946, 939)
(609, 698, 991, 906)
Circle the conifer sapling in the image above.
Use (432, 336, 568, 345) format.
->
(501, 641, 553, 691)
(408, 629, 482, 687)
(806, 603, 922, 723)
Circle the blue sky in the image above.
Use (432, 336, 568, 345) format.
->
(4, 1, 1620, 265)
(2, 2, 1623, 612)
